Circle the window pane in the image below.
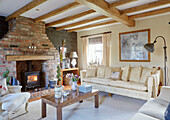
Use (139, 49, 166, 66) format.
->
(87, 36, 103, 65)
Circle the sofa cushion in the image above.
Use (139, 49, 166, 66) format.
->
(138, 98, 169, 120)
(109, 80, 147, 91)
(129, 66, 142, 82)
(140, 67, 152, 84)
(83, 77, 110, 85)
(97, 66, 105, 78)
(86, 68, 96, 77)
(105, 66, 111, 79)
(131, 113, 160, 120)
(121, 65, 130, 81)
(110, 72, 120, 80)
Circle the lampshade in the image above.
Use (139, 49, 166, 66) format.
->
(70, 52, 78, 58)
(144, 43, 155, 53)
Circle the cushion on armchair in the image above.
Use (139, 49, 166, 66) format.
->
(0, 78, 9, 96)
(1, 92, 30, 112)
(8, 86, 22, 93)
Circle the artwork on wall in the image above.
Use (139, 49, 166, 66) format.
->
(119, 29, 150, 62)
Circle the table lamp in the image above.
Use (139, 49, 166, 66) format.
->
(70, 52, 78, 68)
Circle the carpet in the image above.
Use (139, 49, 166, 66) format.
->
(11, 92, 146, 120)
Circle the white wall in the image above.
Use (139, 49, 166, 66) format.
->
(77, 14, 170, 84)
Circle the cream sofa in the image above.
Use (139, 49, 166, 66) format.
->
(131, 86, 170, 120)
(0, 86, 30, 120)
(80, 66, 161, 100)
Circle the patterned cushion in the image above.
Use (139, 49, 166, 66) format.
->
(97, 66, 105, 78)
(121, 65, 130, 81)
(110, 72, 120, 80)
(86, 68, 96, 77)
(129, 66, 142, 82)
(0, 78, 9, 96)
(105, 66, 111, 79)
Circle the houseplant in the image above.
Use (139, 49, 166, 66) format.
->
(2, 68, 10, 85)
(55, 65, 63, 98)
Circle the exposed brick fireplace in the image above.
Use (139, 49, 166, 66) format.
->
(0, 16, 60, 90)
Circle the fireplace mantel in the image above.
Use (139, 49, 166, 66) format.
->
(6, 55, 55, 61)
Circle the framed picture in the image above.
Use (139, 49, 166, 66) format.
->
(119, 29, 150, 62)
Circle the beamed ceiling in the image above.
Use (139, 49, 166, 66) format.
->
(0, 0, 170, 32)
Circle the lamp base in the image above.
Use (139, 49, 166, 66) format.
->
(71, 58, 76, 68)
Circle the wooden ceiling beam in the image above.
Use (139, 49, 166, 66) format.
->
(34, 2, 81, 22)
(45, 10, 96, 27)
(129, 7, 170, 19)
(75, 0, 135, 27)
(68, 7, 170, 32)
(56, 15, 108, 31)
(109, 0, 137, 8)
(121, 0, 170, 14)
(67, 20, 117, 32)
(6, 0, 47, 21)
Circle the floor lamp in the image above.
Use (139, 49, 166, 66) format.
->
(144, 36, 167, 86)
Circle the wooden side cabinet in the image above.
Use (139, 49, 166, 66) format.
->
(61, 68, 79, 85)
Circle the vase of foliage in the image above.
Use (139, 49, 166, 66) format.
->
(49, 69, 57, 88)
(55, 65, 63, 98)
(2, 68, 10, 85)
(69, 74, 80, 91)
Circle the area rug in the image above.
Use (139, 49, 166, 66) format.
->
(11, 92, 146, 120)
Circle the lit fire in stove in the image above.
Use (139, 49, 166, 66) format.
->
(28, 75, 38, 82)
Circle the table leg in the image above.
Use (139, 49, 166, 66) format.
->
(57, 107, 62, 120)
(42, 101, 46, 118)
(95, 93, 99, 108)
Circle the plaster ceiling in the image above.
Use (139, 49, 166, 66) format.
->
(0, 0, 169, 32)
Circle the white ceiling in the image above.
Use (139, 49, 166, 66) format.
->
(0, 0, 169, 31)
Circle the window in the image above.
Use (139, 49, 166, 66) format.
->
(87, 36, 103, 66)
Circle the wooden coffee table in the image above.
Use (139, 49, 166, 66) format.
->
(41, 89, 99, 120)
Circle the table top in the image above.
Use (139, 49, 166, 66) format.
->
(41, 89, 99, 108)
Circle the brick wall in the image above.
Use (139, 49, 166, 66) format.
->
(0, 16, 60, 87)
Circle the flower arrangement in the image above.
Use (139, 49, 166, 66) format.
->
(67, 74, 80, 82)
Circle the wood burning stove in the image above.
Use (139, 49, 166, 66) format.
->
(21, 61, 41, 92)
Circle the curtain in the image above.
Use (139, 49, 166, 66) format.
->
(82, 37, 88, 70)
(103, 33, 111, 66)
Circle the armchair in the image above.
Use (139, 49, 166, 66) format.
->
(0, 85, 30, 120)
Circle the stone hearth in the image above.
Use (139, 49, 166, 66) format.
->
(0, 16, 60, 88)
